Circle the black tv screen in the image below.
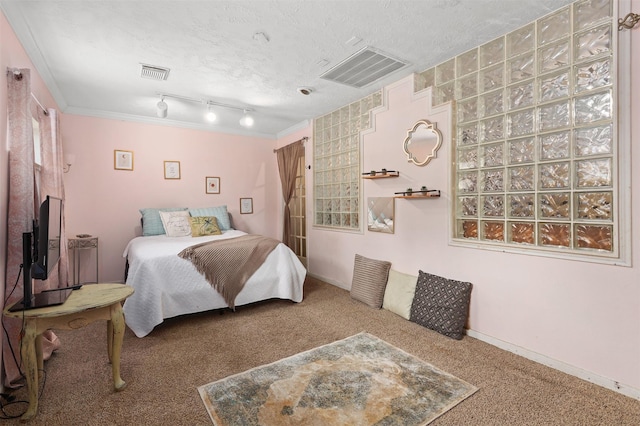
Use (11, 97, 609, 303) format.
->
(31, 195, 62, 280)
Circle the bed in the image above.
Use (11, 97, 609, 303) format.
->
(122, 229, 306, 337)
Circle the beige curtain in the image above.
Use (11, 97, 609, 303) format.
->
(276, 140, 304, 249)
(2, 69, 61, 388)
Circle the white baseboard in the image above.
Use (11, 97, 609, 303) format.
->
(307, 273, 349, 290)
(306, 273, 639, 400)
(466, 329, 640, 400)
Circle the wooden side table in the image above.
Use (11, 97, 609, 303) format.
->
(3, 283, 134, 420)
(68, 236, 99, 284)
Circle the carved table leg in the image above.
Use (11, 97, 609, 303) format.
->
(107, 318, 114, 363)
(109, 303, 127, 391)
(20, 320, 40, 420)
(36, 332, 43, 375)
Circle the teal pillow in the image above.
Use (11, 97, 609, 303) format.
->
(140, 207, 188, 236)
(189, 205, 231, 230)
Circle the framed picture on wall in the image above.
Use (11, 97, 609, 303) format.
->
(205, 176, 220, 194)
(114, 150, 134, 171)
(240, 198, 253, 214)
(164, 161, 181, 179)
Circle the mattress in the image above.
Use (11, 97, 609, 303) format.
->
(122, 230, 306, 337)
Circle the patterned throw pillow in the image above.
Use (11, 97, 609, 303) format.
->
(159, 210, 192, 237)
(139, 207, 188, 236)
(409, 271, 472, 340)
(350, 254, 391, 309)
(189, 216, 222, 237)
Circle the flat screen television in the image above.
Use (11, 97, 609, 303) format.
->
(31, 195, 62, 280)
(9, 195, 71, 311)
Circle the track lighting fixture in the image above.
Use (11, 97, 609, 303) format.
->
(157, 96, 168, 118)
(154, 93, 254, 128)
(239, 110, 255, 128)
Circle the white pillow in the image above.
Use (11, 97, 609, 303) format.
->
(382, 269, 418, 320)
(159, 210, 192, 237)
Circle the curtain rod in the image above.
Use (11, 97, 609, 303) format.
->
(273, 136, 308, 153)
(31, 93, 49, 116)
(6, 68, 49, 116)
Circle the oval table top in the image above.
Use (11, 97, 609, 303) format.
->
(4, 283, 134, 319)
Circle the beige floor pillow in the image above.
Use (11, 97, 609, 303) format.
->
(382, 269, 418, 320)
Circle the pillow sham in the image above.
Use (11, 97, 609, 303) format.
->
(189, 216, 222, 237)
(189, 205, 231, 230)
(140, 207, 188, 236)
(409, 270, 472, 340)
(382, 269, 418, 320)
(159, 210, 192, 237)
(350, 254, 391, 309)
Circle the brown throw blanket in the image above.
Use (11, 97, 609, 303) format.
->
(178, 235, 280, 309)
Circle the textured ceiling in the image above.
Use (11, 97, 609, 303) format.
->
(1, 0, 574, 138)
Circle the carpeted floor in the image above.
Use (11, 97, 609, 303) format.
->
(2, 276, 639, 425)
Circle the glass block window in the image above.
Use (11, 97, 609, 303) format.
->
(420, 0, 620, 259)
(313, 92, 383, 230)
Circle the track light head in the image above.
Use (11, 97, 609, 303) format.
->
(239, 110, 254, 128)
(205, 104, 217, 122)
(157, 98, 168, 118)
(206, 111, 217, 122)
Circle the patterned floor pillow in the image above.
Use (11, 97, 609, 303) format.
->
(410, 270, 472, 340)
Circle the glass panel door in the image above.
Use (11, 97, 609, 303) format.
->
(290, 154, 307, 267)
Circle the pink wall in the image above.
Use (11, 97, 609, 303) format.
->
(307, 41, 640, 394)
(61, 115, 280, 283)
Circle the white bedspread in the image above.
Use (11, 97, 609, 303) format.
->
(122, 230, 306, 337)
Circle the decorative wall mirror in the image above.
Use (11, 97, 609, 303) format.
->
(402, 119, 443, 166)
(367, 197, 395, 234)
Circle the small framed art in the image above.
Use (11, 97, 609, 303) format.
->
(114, 150, 133, 171)
(164, 161, 181, 179)
(240, 197, 253, 214)
(205, 176, 220, 194)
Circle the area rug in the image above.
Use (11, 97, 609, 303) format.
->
(198, 332, 477, 425)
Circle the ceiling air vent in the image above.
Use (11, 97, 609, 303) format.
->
(140, 64, 170, 81)
(320, 47, 408, 88)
